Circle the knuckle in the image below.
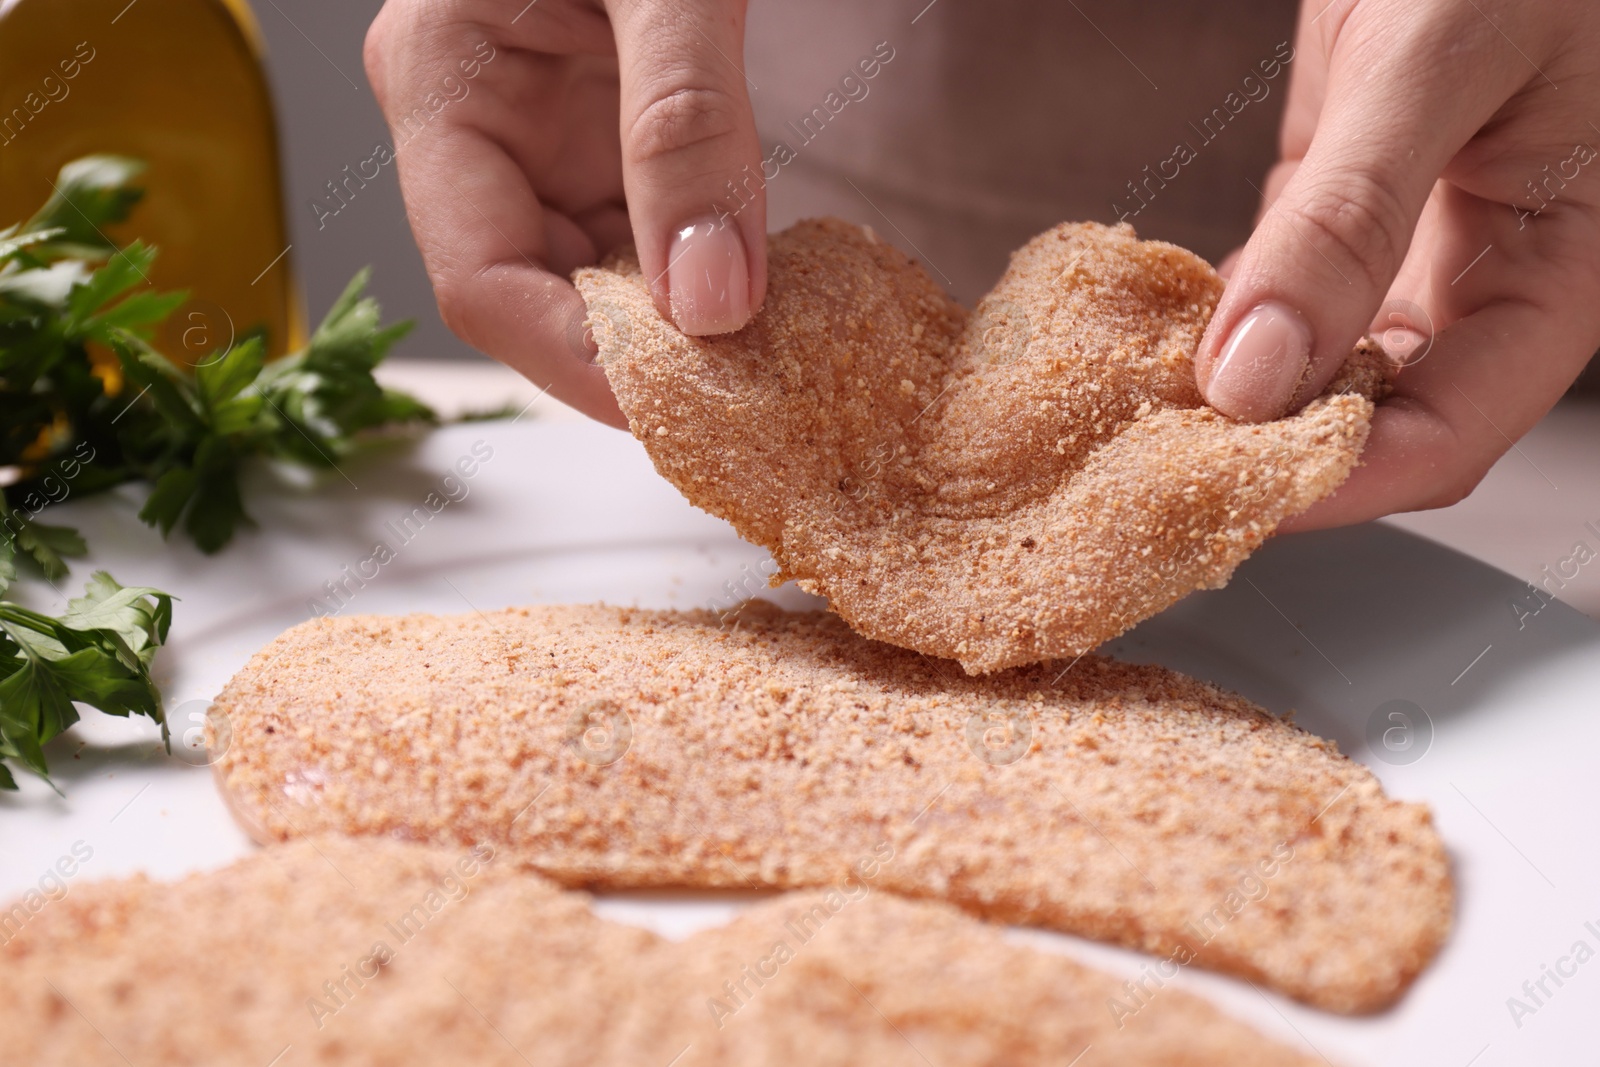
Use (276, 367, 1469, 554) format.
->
(1286, 173, 1412, 293)
(362, 7, 397, 105)
(626, 84, 743, 166)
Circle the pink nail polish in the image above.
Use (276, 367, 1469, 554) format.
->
(1204, 301, 1313, 421)
(667, 217, 751, 336)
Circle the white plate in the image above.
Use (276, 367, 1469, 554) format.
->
(3, 421, 1596, 1065)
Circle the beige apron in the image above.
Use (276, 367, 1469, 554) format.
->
(746, 0, 1298, 303)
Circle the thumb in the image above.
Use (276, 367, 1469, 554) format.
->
(1194, 10, 1528, 421)
(610, 0, 765, 336)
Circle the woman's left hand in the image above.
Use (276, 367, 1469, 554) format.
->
(1194, 0, 1600, 529)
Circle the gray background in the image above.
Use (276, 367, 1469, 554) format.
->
(250, 0, 473, 360)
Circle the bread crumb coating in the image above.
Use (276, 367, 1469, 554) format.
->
(213, 602, 1449, 1012)
(577, 218, 1388, 673)
(0, 837, 1331, 1065)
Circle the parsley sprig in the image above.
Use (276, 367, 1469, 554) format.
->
(0, 572, 171, 790)
(0, 155, 434, 788)
(118, 267, 431, 551)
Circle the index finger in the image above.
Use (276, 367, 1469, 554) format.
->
(396, 119, 623, 426)
(1196, 0, 1535, 422)
(371, 25, 624, 426)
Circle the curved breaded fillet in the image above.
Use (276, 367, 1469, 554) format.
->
(211, 603, 1450, 1013)
(575, 218, 1389, 674)
(0, 838, 1328, 1066)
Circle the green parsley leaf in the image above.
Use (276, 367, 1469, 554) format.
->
(20, 155, 146, 249)
(0, 153, 434, 790)
(0, 573, 171, 787)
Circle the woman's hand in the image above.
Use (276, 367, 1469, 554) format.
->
(364, 0, 766, 425)
(1195, 0, 1600, 529)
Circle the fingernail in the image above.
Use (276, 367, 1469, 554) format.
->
(1203, 301, 1313, 421)
(667, 217, 751, 336)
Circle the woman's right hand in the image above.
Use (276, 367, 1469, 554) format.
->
(364, 0, 768, 425)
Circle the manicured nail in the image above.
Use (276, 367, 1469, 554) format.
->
(667, 217, 750, 336)
(1203, 301, 1313, 421)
